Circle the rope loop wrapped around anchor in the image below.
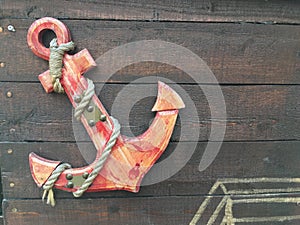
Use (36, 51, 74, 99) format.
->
(41, 74, 120, 206)
(49, 38, 75, 93)
(42, 163, 71, 207)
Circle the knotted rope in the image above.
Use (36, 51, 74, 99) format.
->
(42, 163, 71, 207)
(41, 54, 120, 205)
(49, 38, 75, 93)
(42, 117, 120, 206)
(72, 79, 120, 197)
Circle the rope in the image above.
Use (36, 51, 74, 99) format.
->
(49, 38, 75, 93)
(41, 77, 120, 205)
(73, 117, 120, 198)
(45, 39, 120, 202)
(72, 78, 120, 196)
(74, 78, 95, 120)
(42, 163, 71, 207)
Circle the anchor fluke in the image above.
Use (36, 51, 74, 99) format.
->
(152, 81, 185, 111)
(29, 152, 61, 188)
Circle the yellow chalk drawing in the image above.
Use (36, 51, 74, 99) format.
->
(190, 178, 300, 225)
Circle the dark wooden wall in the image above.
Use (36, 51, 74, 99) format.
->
(0, 1, 300, 225)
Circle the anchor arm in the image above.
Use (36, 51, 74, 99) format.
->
(29, 79, 185, 193)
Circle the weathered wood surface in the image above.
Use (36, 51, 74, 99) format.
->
(2, 0, 300, 24)
(1, 197, 226, 225)
(1, 19, 300, 84)
(1, 141, 299, 199)
(4, 194, 300, 225)
(1, 1, 300, 224)
(0, 82, 299, 142)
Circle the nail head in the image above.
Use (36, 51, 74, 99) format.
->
(82, 172, 89, 179)
(11, 208, 18, 212)
(66, 181, 74, 188)
(7, 25, 15, 32)
(0, 62, 5, 68)
(0, 27, 3, 32)
(10, 128, 16, 134)
(87, 105, 94, 112)
(74, 95, 81, 103)
(7, 149, 13, 154)
(100, 115, 107, 122)
(10, 182, 15, 188)
(88, 120, 95, 126)
(66, 173, 73, 180)
(6, 91, 12, 98)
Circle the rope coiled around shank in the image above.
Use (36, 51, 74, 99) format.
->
(73, 117, 120, 197)
(41, 74, 120, 206)
(74, 78, 95, 120)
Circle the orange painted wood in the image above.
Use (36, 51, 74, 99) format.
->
(27, 17, 184, 194)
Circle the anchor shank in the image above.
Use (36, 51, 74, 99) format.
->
(39, 48, 115, 159)
(62, 53, 115, 160)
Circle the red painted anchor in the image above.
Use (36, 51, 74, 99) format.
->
(27, 18, 185, 197)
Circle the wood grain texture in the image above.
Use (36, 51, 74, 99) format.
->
(4, 194, 300, 225)
(2, 197, 220, 225)
(1, 0, 300, 24)
(1, 2, 300, 224)
(1, 141, 299, 199)
(1, 19, 300, 84)
(0, 82, 298, 142)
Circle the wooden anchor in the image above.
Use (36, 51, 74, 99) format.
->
(27, 17, 185, 195)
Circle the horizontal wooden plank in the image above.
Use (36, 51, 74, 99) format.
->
(1, 19, 300, 84)
(1, 141, 299, 199)
(1, 0, 300, 24)
(0, 83, 299, 142)
(4, 194, 300, 225)
(1, 197, 224, 225)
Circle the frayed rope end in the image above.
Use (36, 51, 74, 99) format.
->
(42, 189, 56, 207)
